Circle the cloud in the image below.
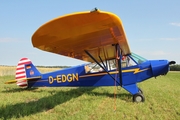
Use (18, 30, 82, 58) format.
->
(159, 38, 180, 41)
(150, 51, 169, 56)
(0, 38, 21, 43)
(135, 37, 180, 42)
(170, 22, 180, 27)
(135, 50, 170, 57)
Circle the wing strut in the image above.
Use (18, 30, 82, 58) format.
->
(98, 56, 107, 71)
(84, 50, 121, 86)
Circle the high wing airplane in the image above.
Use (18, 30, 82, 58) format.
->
(5, 9, 175, 102)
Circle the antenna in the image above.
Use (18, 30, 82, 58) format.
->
(90, 7, 98, 12)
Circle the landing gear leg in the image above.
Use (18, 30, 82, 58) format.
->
(123, 84, 145, 102)
(138, 88, 143, 94)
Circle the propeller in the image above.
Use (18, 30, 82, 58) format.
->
(169, 61, 176, 65)
(161, 61, 176, 76)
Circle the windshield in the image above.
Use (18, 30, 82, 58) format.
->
(130, 53, 147, 64)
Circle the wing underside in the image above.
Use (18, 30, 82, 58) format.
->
(32, 10, 130, 63)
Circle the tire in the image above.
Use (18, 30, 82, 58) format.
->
(133, 93, 145, 102)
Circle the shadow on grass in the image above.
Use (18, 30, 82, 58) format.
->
(0, 87, 132, 119)
(0, 87, 95, 119)
(2, 87, 38, 93)
(86, 91, 132, 102)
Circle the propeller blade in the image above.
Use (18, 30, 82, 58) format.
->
(169, 61, 176, 65)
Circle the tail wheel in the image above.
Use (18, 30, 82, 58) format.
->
(133, 93, 145, 102)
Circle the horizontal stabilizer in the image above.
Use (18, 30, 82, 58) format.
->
(5, 76, 41, 84)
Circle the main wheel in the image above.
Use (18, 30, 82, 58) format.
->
(133, 93, 145, 102)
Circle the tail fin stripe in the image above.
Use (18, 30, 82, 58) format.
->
(17, 83, 27, 86)
(18, 60, 31, 63)
(16, 71, 25, 74)
(18, 59, 31, 63)
(20, 58, 30, 61)
(16, 66, 25, 69)
(16, 70, 25, 74)
(18, 62, 31, 66)
(16, 74, 26, 78)
(18, 59, 31, 64)
(16, 73, 25, 76)
(16, 72, 26, 75)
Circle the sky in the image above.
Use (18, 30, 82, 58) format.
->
(0, 1, 180, 66)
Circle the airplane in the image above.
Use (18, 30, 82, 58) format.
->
(5, 9, 176, 102)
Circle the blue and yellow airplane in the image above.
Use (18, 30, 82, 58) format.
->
(5, 9, 175, 102)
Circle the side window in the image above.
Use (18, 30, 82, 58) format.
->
(108, 59, 117, 70)
(121, 56, 137, 68)
(127, 56, 137, 66)
(85, 63, 103, 73)
(84, 59, 117, 73)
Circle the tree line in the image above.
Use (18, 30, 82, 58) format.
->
(170, 64, 180, 71)
(36, 66, 71, 68)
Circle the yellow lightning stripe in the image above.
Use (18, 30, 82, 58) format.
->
(122, 68, 149, 74)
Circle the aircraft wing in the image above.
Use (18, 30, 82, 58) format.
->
(32, 10, 131, 63)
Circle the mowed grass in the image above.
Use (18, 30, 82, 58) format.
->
(0, 72, 180, 120)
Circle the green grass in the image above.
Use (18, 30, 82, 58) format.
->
(0, 72, 180, 120)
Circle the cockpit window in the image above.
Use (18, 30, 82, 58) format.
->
(129, 53, 147, 64)
(121, 56, 136, 67)
(85, 59, 116, 73)
(84, 53, 147, 73)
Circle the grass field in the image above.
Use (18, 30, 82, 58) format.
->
(0, 70, 180, 119)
